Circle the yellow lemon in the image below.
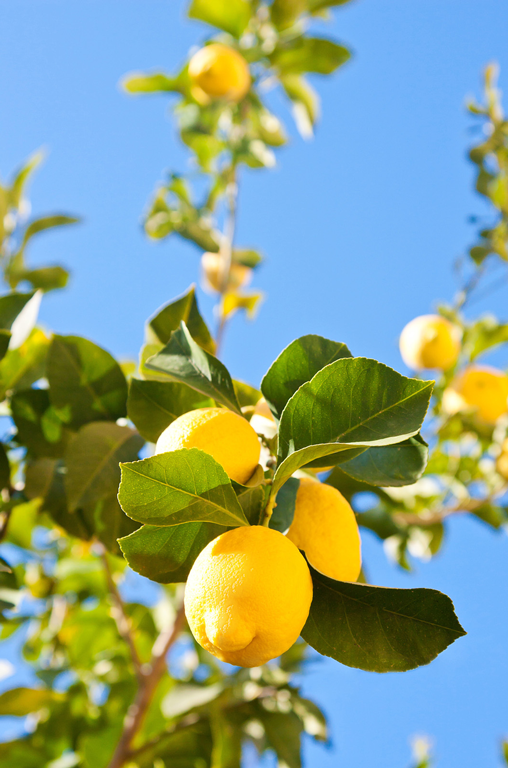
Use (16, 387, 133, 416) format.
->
(399, 314, 461, 370)
(188, 44, 251, 103)
(496, 438, 508, 479)
(184, 525, 313, 667)
(201, 252, 252, 294)
(155, 407, 260, 485)
(287, 477, 361, 582)
(448, 365, 508, 424)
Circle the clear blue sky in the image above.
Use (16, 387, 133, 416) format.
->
(1, 1, 508, 766)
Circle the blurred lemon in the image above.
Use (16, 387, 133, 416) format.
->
(444, 365, 508, 424)
(188, 43, 251, 103)
(201, 252, 252, 294)
(287, 477, 361, 582)
(155, 407, 260, 484)
(399, 314, 461, 370)
(185, 525, 313, 667)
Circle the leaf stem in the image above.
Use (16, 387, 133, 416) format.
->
(260, 495, 276, 527)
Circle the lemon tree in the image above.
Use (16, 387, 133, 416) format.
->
(0, 2, 506, 768)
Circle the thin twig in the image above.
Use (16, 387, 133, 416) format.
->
(106, 602, 186, 768)
(100, 547, 143, 682)
(393, 487, 508, 527)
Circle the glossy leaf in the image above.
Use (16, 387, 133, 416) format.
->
(146, 322, 241, 414)
(188, 0, 251, 38)
(127, 378, 213, 443)
(65, 422, 144, 512)
(261, 334, 352, 421)
(146, 285, 215, 353)
(119, 519, 224, 583)
(339, 436, 428, 487)
(119, 448, 248, 527)
(47, 335, 128, 428)
(301, 567, 466, 672)
(0, 328, 49, 399)
(270, 477, 299, 533)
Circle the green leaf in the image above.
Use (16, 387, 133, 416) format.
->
(146, 285, 215, 354)
(47, 335, 128, 428)
(237, 484, 267, 524)
(0, 291, 36, 330)
(281, 74, 319, 138)
(271, 0, 307, 29)
(8, 149, 45, 209)
(339, 435, 428, 487)
(146, 322, 242, 414)
(118, 448, 248, 527)
(222, 291, 264, 321)
(65, 422, 144, 512)
(0, 332, 10, 362)
(188, 0, 252, 37)
(0, 328, 49, 400)
(161, 683, 223, 719)
(261, 334, 352, 421)
(127, 378, 213, 443)
(19, 266, 69, 292)
(0, 687, 60, 716)
(119, 519, 224, 583)
(270, 477, 299, 532)
(301, 567, 466, 672)
(22, 214, 79, 246)
(467, 315, 508, 361)
(86, 494, 139, 556)
(308, 0, 355, 10)
(271, 38, 351, 75)
(122, 72, 182, 94)
(233, 379, 261, 408)
(0, 444, 10, 491)
(11, 388, 70, 458)
(257, 708, 303, 768)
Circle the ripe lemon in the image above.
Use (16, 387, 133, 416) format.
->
(445, 365, 508, 424)
(496, 438, 508, 479)
(399, 314, 461, 370)
(188, 44, 251, 103)
(184, 525, 313, 667)
(155, 407, 260, 484)
(201, 252, 252, 294)
(286, 477, 361, 582)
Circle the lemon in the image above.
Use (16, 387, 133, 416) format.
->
(155, 407, 260, 485)
(184, 525, 313, 667)
(399, 314, 461, 370)
(188, 44, 251, 103)
(201, 252, 252, 294)
(287, 477, 361, 582)
(446, 365, 508, 424)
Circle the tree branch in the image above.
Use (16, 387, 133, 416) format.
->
(106, 601, 186, 768)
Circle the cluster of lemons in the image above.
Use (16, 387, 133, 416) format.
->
(155, 407, 361, 668)
(399, 314, 508, 475)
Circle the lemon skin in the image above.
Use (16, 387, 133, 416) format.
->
(155, 407, 260, 485)
(399, 314, 461, 371)
(185, 526, 313, 667)
(287, 477, 361, 582)
(448, 365, 508, 424)
(188, 44, 251, 102)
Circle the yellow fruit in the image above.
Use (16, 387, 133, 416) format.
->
(188, 44, 251, 103)
(448, 365, 508, 424)
(287, 477, 361, 582)
(399, 314, 461, 370)
(185, 525, 313, 667)
(496, 439, 508, 479)
(201, 252, 251, 294)
(155, 407, 260, 485)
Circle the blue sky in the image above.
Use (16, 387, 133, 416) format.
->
(0, 1, 508, 766)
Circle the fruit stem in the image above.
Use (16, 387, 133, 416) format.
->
(260, 495, 276, 527)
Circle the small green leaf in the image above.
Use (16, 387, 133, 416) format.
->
(281, 74, 320, 138)
(65, 422, 144, 512)
(122, 72, 182, 94)
(261, 334, 352, 421)
(162, 683, 224, 719)
(119, 448, 249, 527)
(301, 567, 466, 672)
(0, 687, 60, 716)
(188, 0, 252, 37)
(0, 291, 36, 330)
(146, 285, 215, 353)
(127, 378, 213, 443)
(11, 388, 70, 458)
(22, 214, 79, 246)
(146, 322, 242, 414)
(19, 266, 69, 292)
(271, 37, 351, 75)
(339, 435, 428, 487)
(270, 477, 300, 533)
(0, 328, 49, 400)
(119, 520, 224, 583)
(8, 149, 45, 209)
(47, 335, 128, 428)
